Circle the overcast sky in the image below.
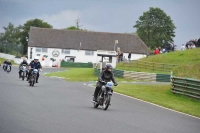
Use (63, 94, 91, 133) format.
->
(0, 0, 200, 48)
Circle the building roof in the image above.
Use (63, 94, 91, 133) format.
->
(28, 27, 149, 54)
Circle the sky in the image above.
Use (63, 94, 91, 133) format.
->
(0, 0, 200, 49)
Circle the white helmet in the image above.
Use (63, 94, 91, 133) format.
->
(34, 56, 39, 60)
(23, 58, 27, 61)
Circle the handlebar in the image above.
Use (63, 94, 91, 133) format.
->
(100, 80, 118, 86)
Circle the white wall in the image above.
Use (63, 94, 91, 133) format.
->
(28, 47, 99, 67)
(123, 53, 145, 60)
(27, 47, 145, 67)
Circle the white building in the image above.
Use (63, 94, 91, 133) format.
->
(28, 27, 149, 67)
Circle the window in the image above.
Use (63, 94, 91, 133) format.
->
(62, 49, 70, 54)
(36, 48, 41, 52)
(42, 48, 47, 52)
(85, 51, 94, 56)
(35, 47, 48, 53)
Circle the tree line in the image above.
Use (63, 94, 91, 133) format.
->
(0, 7, 176, 55)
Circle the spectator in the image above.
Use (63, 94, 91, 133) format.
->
(174, 45, 178, 51)
(128, 51, 131, 62)
(123, 56, 127, 62)
(153, 48, 160, 55)
(191, 44, 196, 49)
(189, 40, 193, 47)
(117, 51, 121, 63)
(162, 48, 166, 53)
(171, 43, 175, 51)
(158, 47, 161, 52)
(181, 44, 186, 50)
(120, 51, 124, 62)
(186, 41, 189, 49)
(198, 38, 200, 47)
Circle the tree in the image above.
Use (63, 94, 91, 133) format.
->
(134, 7, 176, 49)
(20, 18, 53, 54)
(0, 22, 21, 43)
(65, 26, 81, 30)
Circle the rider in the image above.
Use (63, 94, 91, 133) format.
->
(18, 58, 28, 78)
(93, 64, 118, 102)
(6, 60, 12, 71)
(27, 56, 42, 83)
(3, 60, 8, 70)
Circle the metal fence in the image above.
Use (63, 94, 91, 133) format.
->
(61, 62, 93, 68)
(171, 77, 200, 99)
(0, 41, 24, 56)
(122, 60, 177, 72)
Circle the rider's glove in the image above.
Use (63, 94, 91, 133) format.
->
(114, 83, 118, 86)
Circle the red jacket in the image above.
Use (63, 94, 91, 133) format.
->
(154, 49, 160, 55)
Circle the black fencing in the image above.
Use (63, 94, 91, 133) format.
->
(0, 41, 24, 56)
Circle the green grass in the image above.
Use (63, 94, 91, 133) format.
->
(0, 58, 15, 65)
(140, 49, 200, 65)
(116, 63, 170, 74)
(114, 84, 200, 117)
(46, 68, 136, 82)
(116, 49, 200, 79)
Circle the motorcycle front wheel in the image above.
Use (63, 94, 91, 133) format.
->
(22, 72, 25, 80)
(103, 95, 111, 110)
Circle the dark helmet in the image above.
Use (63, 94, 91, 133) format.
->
(105, 64, 113, 72)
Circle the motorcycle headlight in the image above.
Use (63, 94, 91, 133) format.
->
(106, 82, 113, 87)
(33, 69, 38, 73)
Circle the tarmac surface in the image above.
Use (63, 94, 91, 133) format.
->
(0, 66, 199, 133)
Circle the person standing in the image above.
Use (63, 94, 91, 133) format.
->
(117, 51, 121, 63)
(198, 38, 200, 47)
(120, 51, 123, 62)
(153, 48, 160, 55)
(128, 51, 131, 62)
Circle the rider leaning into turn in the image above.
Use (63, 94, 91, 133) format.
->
(18, 58, 28, 78)
(93, 64, 118, 102)
(27, 56, 42, 83)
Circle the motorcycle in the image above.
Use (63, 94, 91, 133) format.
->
(29, 68, 38, 87)
(3, 64, 7, 71)
(20, 65, 28, 80)
(92, 81, 117, 110)
(6, 65, 11, 73)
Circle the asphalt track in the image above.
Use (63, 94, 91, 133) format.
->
(0, 66, 199, 133)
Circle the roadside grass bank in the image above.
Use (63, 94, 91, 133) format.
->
(116, 49, 200, 79)
(114, 84, 200, 117)
(45, 68, 136, 82)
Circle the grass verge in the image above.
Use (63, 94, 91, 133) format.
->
(114, 84, 200, 117)
(116, 49, 200, 79)
(116, 63, 170, 74)
(45, 68, 136, 82)
(0, 58, 16, 65)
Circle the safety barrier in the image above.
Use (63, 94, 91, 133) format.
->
(122, 60, 177, 72)
(94, 68, 171, 82)
(171, 77, 200, 99)
(61, 62, 93, 68)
